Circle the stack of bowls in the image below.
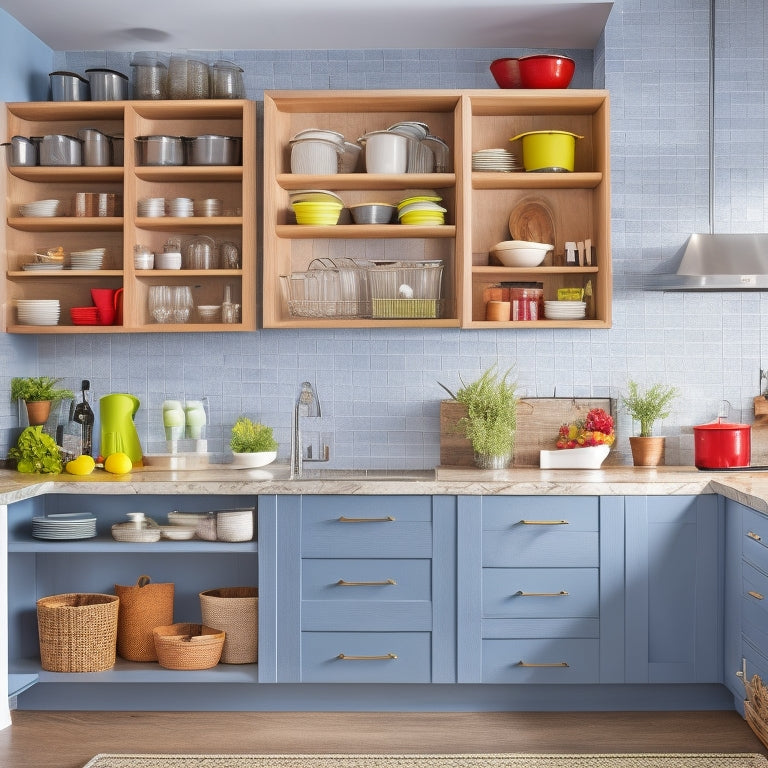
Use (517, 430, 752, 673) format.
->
(69, 248, 105, 270)
(16, 299, 61, 326)
(194, 198, 223, 217)
(137, 197, 166, 217)
(544, 300, 586, 320)
(168, 197, 194, 217)
(291, 200, 343, 225)
(349, 202, 396, 225)
(155, 251, 182, 270)
(19, 199, 61, 217)
(396, 194, 446, 226)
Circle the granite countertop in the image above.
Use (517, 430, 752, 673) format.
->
(1, 464, 768, 511)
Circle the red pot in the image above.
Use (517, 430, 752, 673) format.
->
(693, 418, 751, 469)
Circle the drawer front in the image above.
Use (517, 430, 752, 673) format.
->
(301, 631, 431, 682)
(743, 506, 768, 576)
(302, 496, 432, 557)
(482, 638, 599, 683)
(743, 560, 768, 651)
(483, 496, 599, 531)
(302, 558, 431, 602)
(482, 568, 598, 618)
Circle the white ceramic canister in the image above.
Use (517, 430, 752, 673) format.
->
(360, 130, 408, 174)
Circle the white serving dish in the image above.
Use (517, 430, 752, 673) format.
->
(492, 240, 553, 267)
(539, 444, 610, 469)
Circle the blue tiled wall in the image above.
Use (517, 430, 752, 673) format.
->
(4, 0, 768, 468)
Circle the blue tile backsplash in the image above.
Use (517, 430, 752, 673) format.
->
(2, 0, 768, 469)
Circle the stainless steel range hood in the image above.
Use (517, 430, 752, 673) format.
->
(646, 233, 768, 291)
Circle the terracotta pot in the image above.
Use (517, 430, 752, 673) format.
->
(629, 436, 665, 467)
(25, 399, 52, 426)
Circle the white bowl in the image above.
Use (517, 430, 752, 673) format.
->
(231, 451, 277, 469)
(492, 240, 553, 267)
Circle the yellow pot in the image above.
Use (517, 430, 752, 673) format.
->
(509, 130, 583, 172)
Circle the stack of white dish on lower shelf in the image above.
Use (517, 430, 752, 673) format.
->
(70, 248, 105, 270)
(18, 199, 61, 217)
(137, 197, 166, 217)
(544, 300, 586, 320)
(16, 298, 61, 325)
(33, 512, 97, 540)
(471, 148, 520, 172)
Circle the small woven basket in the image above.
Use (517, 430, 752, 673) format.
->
(114, 575, 174, 662)
(199, 587, 258, 664)
(37, 593, 119, 672)
(152, 623, 225, 670)
(745, 674, 768, 749)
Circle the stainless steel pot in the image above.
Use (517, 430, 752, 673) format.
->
(78, 128, 111, 167)
(85, 68, 129, 100)
(185, 135, 241, 166)
(2, 136, 37, 166)
(135, 135, 185, 166)
(39, 134, 82, 166)
(49, 70, 90, 101)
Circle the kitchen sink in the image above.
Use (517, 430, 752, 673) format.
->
(292, 468, 435, 482)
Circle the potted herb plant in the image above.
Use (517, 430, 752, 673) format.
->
(230, 416, 278, 468)
(446, 365, 518, 470)
(8, 425, 63, 474)
(620, 379, 680, 466)
(11, 376, 74, 426)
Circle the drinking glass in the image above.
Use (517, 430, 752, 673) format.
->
(148, 285, 172, 323)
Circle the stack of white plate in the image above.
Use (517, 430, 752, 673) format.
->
(70, 248, 105, 270)
(544, 300, 587, 320)
(137, 197, 166, 217)
(16, 299, 61, 325)
(33, 512, 97, 540)
(472, 148, 520, 172)
(18, 199, 61, 217)
(168, 197, 194, 217)
(22, 262, 64, 271)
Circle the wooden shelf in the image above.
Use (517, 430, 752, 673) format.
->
(275, 224, 456, 239)
(8, 216, 123, 232)
(277, 173, 456, 191)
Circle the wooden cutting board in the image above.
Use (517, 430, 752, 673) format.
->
(507, 197, 556, 245)
(440, 397, 617, 467)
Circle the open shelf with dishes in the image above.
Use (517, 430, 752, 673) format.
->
(262, 91, 463, 328)
(3, 99, 256, 333)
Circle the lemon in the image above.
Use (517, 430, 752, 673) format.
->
(65, 454, 96, 476)
(104, 452, 133, 475)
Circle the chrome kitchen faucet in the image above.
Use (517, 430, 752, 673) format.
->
(290, 381, 330, 478)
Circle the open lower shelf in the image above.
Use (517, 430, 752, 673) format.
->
(276, 224, 456, 239)
(472, 171, 603, 190)
(10, 658, 258, 684)
(8, 537, 258, 553)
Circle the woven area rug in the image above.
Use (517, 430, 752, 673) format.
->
(81, 754, 768, 768)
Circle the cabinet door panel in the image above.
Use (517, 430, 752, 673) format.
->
(742, 506, 768, 576)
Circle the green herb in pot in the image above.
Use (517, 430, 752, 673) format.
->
(8, 425, 63, 474)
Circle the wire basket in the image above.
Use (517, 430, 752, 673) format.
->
(368, 261, 444, 319)
(152, 623, 225, 670)
(37, 593, 119, 672)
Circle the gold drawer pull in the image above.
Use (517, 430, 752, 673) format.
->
(517, 660, 569, 668)
(337, 653, 397, 661)
(338, 515, 395, 523)
(748, 531, 762, 542)
(520, 519, 569, 525)
(748, 590, 765, 601)
(515, 590, 569, 597)
(337, 579, 397, 587)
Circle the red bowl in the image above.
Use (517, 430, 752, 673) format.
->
(518, 54, 575, 89)
(490, 58, 522, 89)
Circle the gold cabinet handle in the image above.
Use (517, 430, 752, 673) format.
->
(748, 590, 765, 601)
(514, 590, 569, 597)
(520, 519, 569, 525)
(336, 579, 397, 587)
(338, 515, 395, 523)
(337, 653, 397, 660)
(748, 531, 762, 542)
(517, 661, 569, 668)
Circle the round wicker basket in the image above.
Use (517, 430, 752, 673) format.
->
(152, 623, 225, 670)
(199, 587, 258, 663)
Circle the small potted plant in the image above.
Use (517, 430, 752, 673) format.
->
(230, 417, 278, 468)
(447, 365, 518, 470)
(620, 379, 680, 466)
(8, 425, 63, 474)
(11, 376, 74, 426)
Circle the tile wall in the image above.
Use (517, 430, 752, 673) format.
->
(3, 0, 768, 469)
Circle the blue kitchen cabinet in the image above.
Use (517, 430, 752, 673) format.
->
(456, 494, 625, 684)
(257, 494, 457, 683)
(624, 495, 723, 684)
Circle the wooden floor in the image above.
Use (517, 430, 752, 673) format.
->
(0, 710, 765, 768)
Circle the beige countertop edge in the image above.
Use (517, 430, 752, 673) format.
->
(0, 465, 767, 509)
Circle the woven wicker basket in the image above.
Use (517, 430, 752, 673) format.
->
(745, 674, 768, 749)
(199, 587, 258, 664)
(114, 575, 174, 662)
(37, 593, 119, 672)
(152, 623, 225, 670)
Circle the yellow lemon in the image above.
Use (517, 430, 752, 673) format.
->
(104, 452, 132, 475)
(65, 454, 96, 476)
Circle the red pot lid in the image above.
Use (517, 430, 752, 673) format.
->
(693, 418, 750, 431)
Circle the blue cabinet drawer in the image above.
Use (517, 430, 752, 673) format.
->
(302, 558, 431, 601)
(482, 568, 598, 618)
(482, 497, 598, 531)
(482, 638, 599, 683)
(301, 631, 431, 682)
(301, 496, 432, 557)
(743, 560, 768, 652)
(743, 506, 768, 576)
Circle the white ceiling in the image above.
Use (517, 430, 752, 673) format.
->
(0, 0, 612, 52)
